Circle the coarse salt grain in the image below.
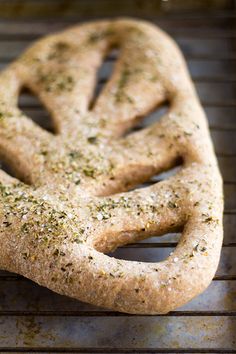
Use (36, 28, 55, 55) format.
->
(96, 213, 103, 221)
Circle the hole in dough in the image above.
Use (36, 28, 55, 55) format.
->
(107, 232, 181, 263)
(0, 160, 14, 178)
(89, 48, 119, 110)
(123, 100, 170, 137)
(150, 162, 182, 183)
(0, 158, 29, 184)
(18, 87, 56, 134)
(110, 246, 174, 263)
(125, 156, 183, 193)
(136, 101, 169, 130)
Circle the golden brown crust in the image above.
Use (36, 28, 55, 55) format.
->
(0, 19, 223, 314)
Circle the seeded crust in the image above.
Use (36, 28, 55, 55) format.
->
(0, 19, 223, 314)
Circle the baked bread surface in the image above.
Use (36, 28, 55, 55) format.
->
(0, 19, 223, 314)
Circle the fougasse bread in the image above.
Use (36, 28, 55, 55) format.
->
(0, 19, 223, 314)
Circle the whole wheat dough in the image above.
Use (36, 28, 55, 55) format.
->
(0, 19, 223, 314)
